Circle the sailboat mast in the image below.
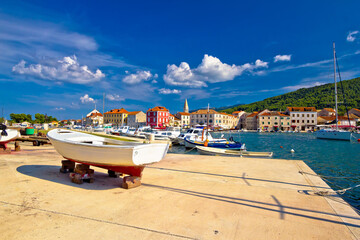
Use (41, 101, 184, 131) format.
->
(333, 42, 339, 131)
(206, 103, 209, 140)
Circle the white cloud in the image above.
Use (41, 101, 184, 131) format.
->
(122, 70, 156, 84)
(281, 82, 323, 91)
(106, 94, 124, 101)
(163, 54, 268, 88)
(274, 54, 292, 62)
(12, 55, 105, 84)
(347, 31, 359, 42)
(55, 107, 65, 111)
(80, 94, 95, 103)
(158, 88, 182, 94)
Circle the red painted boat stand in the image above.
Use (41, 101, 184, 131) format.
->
(61, 159, 143, 189)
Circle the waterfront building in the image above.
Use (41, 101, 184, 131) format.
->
(127, 111, 146, 128)
(85, 111, 103, 126)
(245, 112, 260, 130)
(190, 109, 218, 128)
(232, 111, 247, 129)
(103, 108, 128, 126)
(175, 112, 191, 128)
(318, 108, 336, 117)
(285, 107, 317, 131)
(220, 112, 237, 129)
(146, 106, 170, 128)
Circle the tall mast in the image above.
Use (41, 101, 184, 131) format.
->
(206, 103, 209, 140)
(103, 93, 105, 117)
(333, 42, 339, 131)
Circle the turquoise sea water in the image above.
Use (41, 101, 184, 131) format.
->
(168, 132, 360, 211)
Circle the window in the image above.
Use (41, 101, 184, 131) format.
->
(307, 114, 309, 117)
(275, 117, 277, 119)
(287, 122, 289, 125)
(307, 120, 309, 123)
(297, 114, 299, 117)
(302, 120, 304, 123)
(302, 114, 304, 117)
(297, 120, 299, 123)
(268, 122, 270, 124)
(312, 120, 314, 123)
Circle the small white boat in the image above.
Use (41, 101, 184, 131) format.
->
(0, 125, 20, 146)
(196, 146, 273, 158)
(47, 129, 169, 177)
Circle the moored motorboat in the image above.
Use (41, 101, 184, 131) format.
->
(47, 129, 169, 177)
(196, 146, 273, 157)
(184, 136, 244, 149)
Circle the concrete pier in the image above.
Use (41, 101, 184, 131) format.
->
(0, 142, 359, 239)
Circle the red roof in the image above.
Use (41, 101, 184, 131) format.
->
(322, 108, 335, 112)
(178, 112, 190, 116)
(90, 112, 103, 117)
(246, 112, 259, 118)
(127, 111, 141, 115)
(147, 106, 169, 112)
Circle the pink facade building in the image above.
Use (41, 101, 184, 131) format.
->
(146, 106, 170, 128)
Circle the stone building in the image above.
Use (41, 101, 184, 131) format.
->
(285, 107, 317, 131)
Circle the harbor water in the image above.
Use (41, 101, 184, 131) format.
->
(168, 132, 360, 211)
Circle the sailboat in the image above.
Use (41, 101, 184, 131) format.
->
(315, 43, 355, 141)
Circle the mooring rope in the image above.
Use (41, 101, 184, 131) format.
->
(299, 171, 360, 195)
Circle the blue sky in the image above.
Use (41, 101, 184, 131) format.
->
(1, 0, 360, 120)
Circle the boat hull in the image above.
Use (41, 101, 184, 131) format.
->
(196, 146, 273, 158)
(184, 138, 243, 149)
(0, 129, 20, 145)
(315, 130, 352, 141)
(47, 129, 169, 176)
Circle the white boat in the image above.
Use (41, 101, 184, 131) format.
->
(0, 125, 20, 146)
(315, 43, 355, 141)
(196, 146, 273, 158)
(315, 128, 353, 141)
(125, 127, 137, 136)
(176, 127, 215, 145)
(47, 129, 169, 177)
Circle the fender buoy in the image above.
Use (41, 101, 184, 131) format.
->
(280, 146, 283, 148)
(290, 149, 295, 153)
(358, 139, 360, 142)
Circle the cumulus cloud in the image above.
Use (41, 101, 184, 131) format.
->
(347, 31, 359, 42)
(122, 70, 157, 84)
(80, 94, 95, 103)
(106, 94, 124, 101)
(274, 54, 292, 62)
(12, 55, 105, 84)
(55, 107, 65, 111)
(163, 54, 268, 88)
(158, 88, 182, 94)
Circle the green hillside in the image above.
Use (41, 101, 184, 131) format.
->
(221, 77, 360, 115)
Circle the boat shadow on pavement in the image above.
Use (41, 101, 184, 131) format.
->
(16, 165, 123, 190)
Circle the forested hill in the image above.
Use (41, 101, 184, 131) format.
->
(221, 77, 360, 114)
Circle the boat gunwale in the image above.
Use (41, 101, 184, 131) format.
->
(47, 129, 168, 150)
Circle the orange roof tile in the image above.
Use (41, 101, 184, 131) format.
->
(90, 112, 103, 117)
(322, 108, 335, 112)
(127, 111, 142, 115)
(191, 109, 219, 115)
(246, 112, 259, 118)
(147, 106, 169, 112)
(178, 112, 190, 116)
(104, 108, 128, 114)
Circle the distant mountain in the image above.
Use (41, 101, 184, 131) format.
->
(220, 77, 360, 115)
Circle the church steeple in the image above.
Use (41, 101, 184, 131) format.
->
(184, 99, 189, 113)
